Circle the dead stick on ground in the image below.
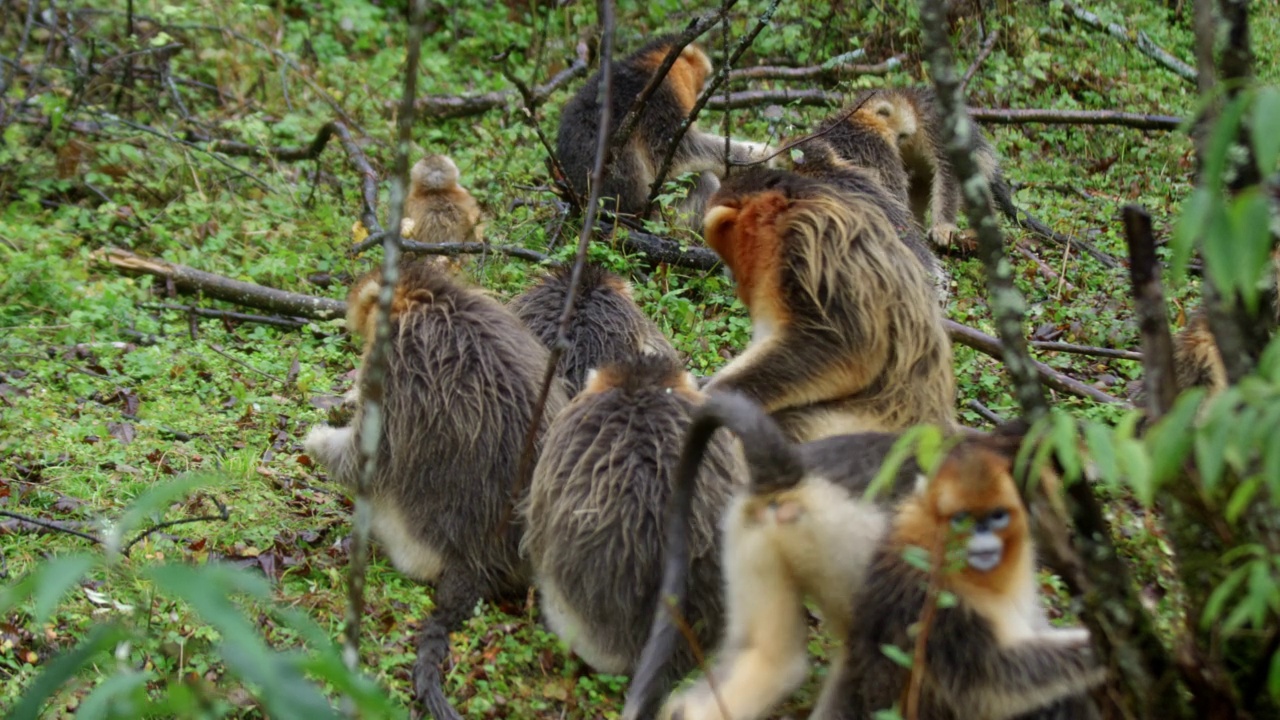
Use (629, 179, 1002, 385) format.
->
(727, 53, 903, 82)
(970, 107, 1183, 130)
(95, 247, 346, 320)
(1030, 340, 1142, 362)
(1062, 0, 1197, 84)
(945, 321, 1125, 406)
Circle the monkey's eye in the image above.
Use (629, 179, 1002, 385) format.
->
(877, 106, 892, 117)
(988, 508, 1010, 530)
(949, 512, 971, 530)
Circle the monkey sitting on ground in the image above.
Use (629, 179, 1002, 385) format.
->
(509, 263, 679, 396)
(303, 258, 569, 720)
(787, 134, 949, 302)
(700, 168, 958, 442)
(400, 154, 483, 245)
(556, 36, 772, 229)
(621, 391, 942, 720)
(836, 431, 1104, 720)
(521, 352, 746, 682)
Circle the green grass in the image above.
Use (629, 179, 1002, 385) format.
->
(1, 0, 1276, 716)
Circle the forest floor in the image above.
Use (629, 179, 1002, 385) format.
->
(2, 0, 1278, 717)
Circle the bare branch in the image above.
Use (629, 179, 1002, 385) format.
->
(142, 303, 307, 329)
(0, 511, 101, 545)
(705, 87, 841, 110)
(961, 30, 998, 90)
(1062, 0, 1198, 84)
(944, 320, 1125, 405)
(1123, 205, 1179, 417)
(726, 53, 903, 82)
(970, 107, 1183, 131)
(1030, 340, 1142, 362)
(94, 247, 346, 320)
(122, 497, 230, 555)
(409, 51, 589, 119)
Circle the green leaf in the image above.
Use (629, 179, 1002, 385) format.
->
(74, 670, 152, 720)
(1195, 390, 1240, 494)
(1203, 93, 1250, 191)
(1172, 187, 1213, 282)
(1226, 476, 1264, 524)
(1049, 411, 1081, 483)
(1117, 438, 1153, 506)
(936, 590, 958, 609)
(865, 428, 926, 501)
(29, 553, 97, 627)
(1202, 564, 1249, 629)
(1082, 421, 1118, 486)
(1225, 188, 1274, 314)
(901, 544, 932, 572)
(880, 643, 914, 669)
(1250, 86, 1280, 174)
(1268, 648, 1280, 702)
(1144, 389, 1203, 487)
(9, 623, 127, 720)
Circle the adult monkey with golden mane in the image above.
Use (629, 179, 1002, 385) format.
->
(701, 168, 958, 442)
(556, 35, 772, 227)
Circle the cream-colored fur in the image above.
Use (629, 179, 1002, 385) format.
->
(660, 477, 891, 720)
(537, 579, 631, 674)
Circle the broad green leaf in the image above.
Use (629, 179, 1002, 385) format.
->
(913, 424, 947, 476)
(1172, 187, 1213, 282)
(865, 428, 926, 501)
(880, 643, 914, 669)
(1195, 390, 1240, 494)
(1118, 439, 1153, 506)
(1268, 648, 1280, 702)
(74, 670, 152, 720)
(29, 553, 97, 628)
(901, 544, 932, 572)
(936, 590, 958, 609)
(1145, 390, 1202, 487)
(1250, 86, 1280, 175)
(1226, 188, 1274, 313)
(1202, 564, 1249, 629)
(1082, 421, 1118, 487)
(1203, 93, 1250, 191)
(9, 623, 127, 720)
(1226, 476, 1263, 524)
(1050, 411, 1082, 483)
(1201, 201, 1236, 303)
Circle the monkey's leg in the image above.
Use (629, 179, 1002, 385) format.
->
(661, 523, 810, 720)
(414, 572, 482, 720)
(927, 161, 963, 248)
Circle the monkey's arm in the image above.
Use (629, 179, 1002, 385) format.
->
(932, 620, 1105, 720)
(704, 328, 888, 416)
(302, 424, 359, 488)
(676, 132, 773, 175)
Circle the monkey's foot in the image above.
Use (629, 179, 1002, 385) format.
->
(927, 222, 961, 248)
(661, 688, 729, 720)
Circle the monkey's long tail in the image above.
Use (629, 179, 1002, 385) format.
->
(991, 179, 1121, 270)
(414, 578, 481, 720)
(622, 391, 803, 720)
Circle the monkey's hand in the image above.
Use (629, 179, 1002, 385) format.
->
(400, 217, 417, 239)
(660, 686, 731, 720)
(927, 222, 961, 249)
(302, 424, 356, 483)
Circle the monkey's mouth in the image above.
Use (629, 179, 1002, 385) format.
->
(967, 549, 1001, 572)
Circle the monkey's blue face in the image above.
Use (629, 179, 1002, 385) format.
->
(950, 508, 1009, 572)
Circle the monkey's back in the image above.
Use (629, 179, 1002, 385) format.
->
(522, 353, 744, 678)
(556, 36, 697, 213)
(405, 187, 481, 244)
(368, 267, 568, 596)
(509, 263, 678, 395)
(812, 106, 912, 205)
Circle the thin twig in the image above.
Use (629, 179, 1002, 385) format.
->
(644, 0, 783, 212)
(609, 6, 734, 155)
(1030, 340, 1142, 362)
(965, 399, 1006, 425)
(1123, 205, 1178, 416)
(726, 53, 903, 82)
(1015, 242, 1077, 294)
(512, 0, 616, 532)
(500, 45, 588, 213)
(205, 344, 287, 385)
(706, 87, 840, 110)
(1062, 0, 1198, 84)
(0, 511, 101, 545)
(408, 52, 589, 119)
(143, 303, 306, 329)
(902, 533, 947, 720)
(121, 497, 230, 555)
(961, 30, 998, 90)
(342, 0, 425, 674)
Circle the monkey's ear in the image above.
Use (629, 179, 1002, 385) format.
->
(703, 204, 739, 257)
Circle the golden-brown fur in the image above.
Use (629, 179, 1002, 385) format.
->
(621, 392, 949, 720)
(522, 353, 745, 681)
(702, 169, 957, 442)
(836, 437, 1104, 720)
(556, 36, 771, 229)
(402, 154, 483, 245)
(303, 258, 569, 720)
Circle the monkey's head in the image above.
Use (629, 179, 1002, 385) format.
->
(894, 435, 1031, 593)
(411, 154, 461, 191)
(580, 352, 699, 402)
(637, 37, 713, 111)
(852, 91, 919, 146)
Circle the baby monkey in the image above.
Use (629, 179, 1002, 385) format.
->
(556, 36, 772, 228)
(837, 431, 1104, 719)
(401, 154, 483, 245)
